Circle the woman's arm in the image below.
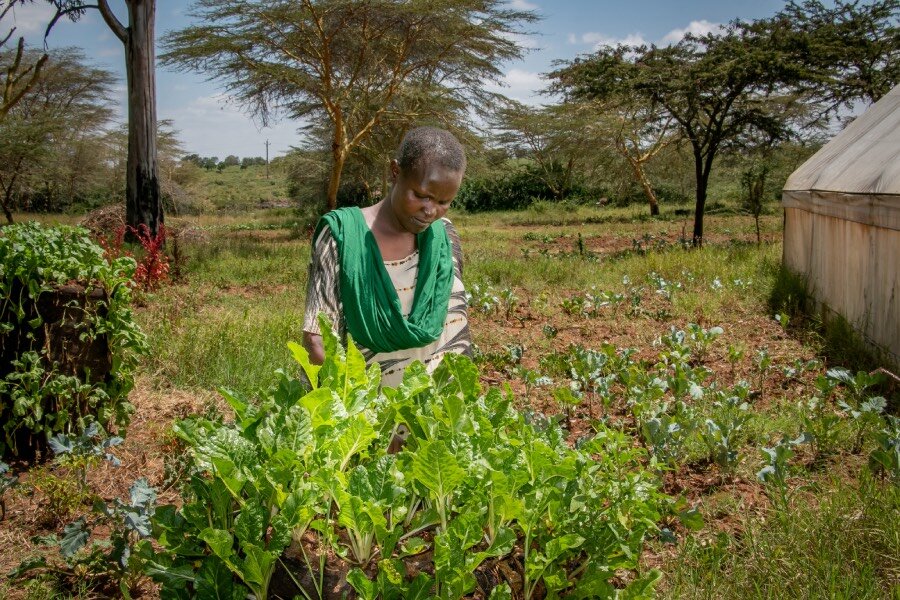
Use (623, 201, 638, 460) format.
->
(302, 331, 325, 365)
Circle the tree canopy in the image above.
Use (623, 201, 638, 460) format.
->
(550, 22, 809, 244)
(0, 48, 116, 221)
(161, 0, 537, 211)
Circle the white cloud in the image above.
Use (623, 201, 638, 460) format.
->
(569, 31, 648, 50)
(661, 20, 724, 44)
(7, 3, 57, 36)
(484, 68, 546, 105)
(509, 0, 539, 10)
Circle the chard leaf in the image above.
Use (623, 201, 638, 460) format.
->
(619, 568, 662, 599)
(331, 414, 377, 471)
(412, 439, 465, 505)
(241, 544, 277, 589)
(345, 335, 369, 392)
(138, 553, 195, 590)
(301, 387, 348, 430)
(274, 372, 306, 409)
(199, 528, 235, 565)
(398, 362, 432, 398)
(468, 526, 515, 569)
(398, 536, 428, 557)
(376, 559, 406, 600)
(347, 567, 377, 600)
(234, 503, 267, 546)
(288, 341, 321, 389)
(336, 492, 386, 539)
(276, 404, 313, 455)
(405, 573, 435, 600)
(317, 313, 346, 386)
(195, 557, 245, 600)
(434, 353, 481, 403)
(219, 388, 251, 422)
(488, 584, 513, 599)
(363, 455, 405, 505)
(434, 528, 475, 599)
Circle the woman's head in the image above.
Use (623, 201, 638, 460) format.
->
(396, 126, 466, 176)
(388, 127, 465, 234)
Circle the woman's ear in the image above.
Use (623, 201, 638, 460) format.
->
(389, 159, 400, 182)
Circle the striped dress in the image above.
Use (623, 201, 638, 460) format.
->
(303, 217, 471, 388)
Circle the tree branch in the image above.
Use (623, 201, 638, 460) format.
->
(44, 5, 100, 41)
(97, 0, 127, 43)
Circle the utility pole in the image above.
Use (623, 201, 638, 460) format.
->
(265, 139, 270, 180)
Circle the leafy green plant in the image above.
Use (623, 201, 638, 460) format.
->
(48, 421, 123, 489)
(143, 316, 671, 599)
(700, 385, 753, 473)
(0, 222, 146, 459)
(499, 287, 519, 321)
(727, 343, 745, 376)
(12, 478, 157, 598)
(0, 460, 17, 520)
(753, 347, 772, 396)
(800, 397, 844, 460)
(828, 368, 887, 452)
(640, 401, 698, 467)
(686, 323, 724, 363)
(868, 415, 900, 484)
(465, 283, 500, 315)
(757, 434, 808, 512)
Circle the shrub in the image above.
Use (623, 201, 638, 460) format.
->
(455, 166, 558, 212)
(0, 223, 147, 460)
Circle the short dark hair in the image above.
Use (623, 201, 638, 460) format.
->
(396, 126, 466, 174)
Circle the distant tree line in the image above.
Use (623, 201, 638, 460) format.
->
(181, 154, 268, 172)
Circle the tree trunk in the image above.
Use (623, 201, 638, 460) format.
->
(326, 144, 347, 211)
(124, 0, 162, 236)
(628, 157, 659, 216)
(1, 190, 14, 224)
(692, 147, 708, 247)
(1, 173, 18, 224)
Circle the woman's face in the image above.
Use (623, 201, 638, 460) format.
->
(389, 159, 463, 234)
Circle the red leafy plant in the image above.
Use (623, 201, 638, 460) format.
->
(98, 224, 170, 292)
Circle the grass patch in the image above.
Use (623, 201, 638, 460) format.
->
(662, 473, 900, 599)
(138, 289, 305, 395)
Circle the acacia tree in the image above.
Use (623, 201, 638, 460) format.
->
(608, 100, 676, 216)
(1, 3, 48, 123)
(775, 0, 899, 113)
(35, 0, 161, 235)
(493, 100, 605, 201)
(0, 48, 115, 221)
(551, 25, 802, 245)
(161, 0, 536, 211)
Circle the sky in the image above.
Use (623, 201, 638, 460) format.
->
(9, 0, 788, 159)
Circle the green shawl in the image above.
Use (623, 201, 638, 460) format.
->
(314, 206, 453, 354)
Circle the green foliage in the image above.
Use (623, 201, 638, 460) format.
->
(11, 478, 158, 598)
(868, 415, 900, 484)
(455, 165, 563, 212)
(0, 223, 146, 458)
(143, 319, 670, 599)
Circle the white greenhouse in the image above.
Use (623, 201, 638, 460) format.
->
(782, 84, 900, 367)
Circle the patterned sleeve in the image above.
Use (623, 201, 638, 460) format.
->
(444, 219, 464, 279)
(303, 226, 343, 336)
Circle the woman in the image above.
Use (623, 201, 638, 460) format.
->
(302, 127, 471, 387)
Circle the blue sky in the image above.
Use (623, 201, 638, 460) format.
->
(9, 0, 787, 158)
